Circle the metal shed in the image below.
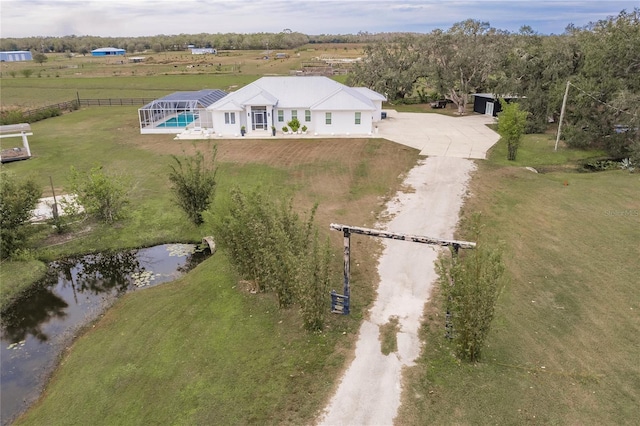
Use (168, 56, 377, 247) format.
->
(138, 90, 227, 134)
(91, 47, 126, 56)
(0, 51, 33, 62)
(472, 93, 519, 117)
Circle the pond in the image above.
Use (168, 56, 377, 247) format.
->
(0, 243, 210, 426)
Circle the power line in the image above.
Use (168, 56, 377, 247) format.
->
(568, 81, 637, 117)
(555, 80, 637, 152)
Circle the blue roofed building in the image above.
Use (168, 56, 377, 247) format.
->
(91, 47, 126, 56)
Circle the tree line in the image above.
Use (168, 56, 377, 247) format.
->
(347, 9, 639, 161)
(0, 32, 405, 55)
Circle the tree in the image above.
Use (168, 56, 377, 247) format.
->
(494, 32, 582, 133)
(562, 9, 640, 158)
(0, 172, 42, 258)
(33, 52, 48, 65)
(497, 100, 528, 160)
(348, 35, 422, 101)
(420, 20, 504, 114)
(68, 165, 129, 223)
(438, 216, 504, 362)
(168, 146, 218, 225)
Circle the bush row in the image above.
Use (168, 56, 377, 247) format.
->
(0, 106, 66, 125)
(210, 188, 334, 331)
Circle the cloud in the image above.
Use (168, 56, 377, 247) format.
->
(0, 0, 637, 37)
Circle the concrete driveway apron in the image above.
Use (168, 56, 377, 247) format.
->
(375, 110, 499, 159)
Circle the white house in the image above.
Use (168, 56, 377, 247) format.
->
(205, 76, 386, 137)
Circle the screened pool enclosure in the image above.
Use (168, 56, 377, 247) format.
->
(138, 90, 227, 134)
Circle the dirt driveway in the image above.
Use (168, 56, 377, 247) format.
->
(318, 113, 498, 425)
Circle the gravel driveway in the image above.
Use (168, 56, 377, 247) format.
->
(318, 112, 498, 425)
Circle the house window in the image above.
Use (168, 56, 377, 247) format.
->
(326, 112, 332, 125)
(224, 112, 236, 124)
(305, 110, 311, 122)
(355, 112, 361, 124)
(291, 110, 297, 120)
(278, 110, 284, 122)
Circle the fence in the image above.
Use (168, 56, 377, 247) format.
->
(78, 98, 155, 107)
(18, 98, 156, 119)
(20, 101, 78, 118)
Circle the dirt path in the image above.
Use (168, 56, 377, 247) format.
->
(318, 156, 476, 426)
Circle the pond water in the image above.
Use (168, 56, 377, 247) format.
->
(0, 243, 209, 426)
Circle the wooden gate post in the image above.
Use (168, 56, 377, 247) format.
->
(342, 228, 351, 314)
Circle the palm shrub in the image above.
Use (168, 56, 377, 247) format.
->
(287, 118, 301, 133)
(438, 215, 505, 362)
(168, 145, 218, 225)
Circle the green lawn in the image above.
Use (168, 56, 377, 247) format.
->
(4, 105, 419, 424)
(1, 107, 195, 306)
(0, 74, 259, 107)
(397, 137, 640, 424)
(17, 253, 350, 425)
(487, 132, 608, 168)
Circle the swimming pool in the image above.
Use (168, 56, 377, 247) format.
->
(157, 112, 198, 128)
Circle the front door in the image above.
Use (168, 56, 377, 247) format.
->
(251, 107, 267, 130)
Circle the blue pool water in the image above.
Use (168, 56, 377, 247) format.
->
(158, 112, 198, 128)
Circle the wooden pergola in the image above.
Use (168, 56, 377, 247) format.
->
(0, 123, 33, 163)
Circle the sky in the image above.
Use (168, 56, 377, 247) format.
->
(0, 0, 637, 38)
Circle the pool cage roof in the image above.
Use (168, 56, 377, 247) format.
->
(139, 89, 228, 133)
(141, 89, 228, 111)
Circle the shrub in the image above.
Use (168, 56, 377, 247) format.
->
(282, 126, 289, 133)
(68, 165, 130, 223)
(497, 100, 528, 161)
(211, 188, 333, 330)
(287, 118, 301, 132)
(438, 215, 504, 362)
(168, 146, 218, 225)
(0, 172, 42, 258)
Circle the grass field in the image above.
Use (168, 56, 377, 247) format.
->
(0, 46, 359, 108)
(2, 105, 419, 424)
(3, 53, 637, 424)
(397, 136, 640, 425)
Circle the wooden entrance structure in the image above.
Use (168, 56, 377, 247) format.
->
(329, 223, 476, 315)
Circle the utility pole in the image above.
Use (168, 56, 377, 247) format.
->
(555, 80, 571, 151)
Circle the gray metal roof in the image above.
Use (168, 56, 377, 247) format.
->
(472, 93, 520, 99)
(208, 76, 384, 111)
(142, 89, 228, 110)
